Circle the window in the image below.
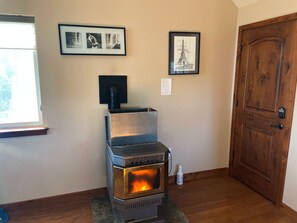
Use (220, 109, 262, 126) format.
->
(0, 15, 47, 137)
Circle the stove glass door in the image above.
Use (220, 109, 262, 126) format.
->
(113, 163, 165, 199)
(128, 168, 160, 193)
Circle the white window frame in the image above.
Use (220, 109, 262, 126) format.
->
(0, 14, 44, 131)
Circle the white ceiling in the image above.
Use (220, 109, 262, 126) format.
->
(232, 0, 260, 8)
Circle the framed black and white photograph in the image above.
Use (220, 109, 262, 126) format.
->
(58, 24, 126, 55)
(169, 32, 200, 75)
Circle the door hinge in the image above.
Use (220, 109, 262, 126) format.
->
(240, 42, 243, 53)
(236, 99, 239, 107)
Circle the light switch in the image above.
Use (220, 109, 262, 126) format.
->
(161, 78, 172, 96)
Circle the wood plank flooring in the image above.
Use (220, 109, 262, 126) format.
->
(2, 176, 297, 222)
(168, 176, 297, 222)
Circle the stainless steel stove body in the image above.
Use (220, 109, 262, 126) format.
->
(105, 108, 168, 222)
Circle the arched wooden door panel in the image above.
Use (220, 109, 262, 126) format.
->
(230, 14, 297, 205)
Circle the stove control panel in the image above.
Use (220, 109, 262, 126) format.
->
(127, 155, 165, 167)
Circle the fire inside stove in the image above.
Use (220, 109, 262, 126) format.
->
(128, 169, 160, 193)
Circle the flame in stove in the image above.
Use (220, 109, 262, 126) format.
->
(131, 180, 152, 193)
(129, 169, 158, 193)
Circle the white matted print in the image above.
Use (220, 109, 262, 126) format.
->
(58, 24, 126, 55)
(174, 36, 196, 72)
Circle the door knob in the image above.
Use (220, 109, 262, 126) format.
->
(271, 124, 284, 129)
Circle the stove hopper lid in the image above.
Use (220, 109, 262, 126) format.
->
(107, 142, 168, 167)
(110, 142, 168, 159)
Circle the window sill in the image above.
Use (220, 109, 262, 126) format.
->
(0, 126, 49, 138)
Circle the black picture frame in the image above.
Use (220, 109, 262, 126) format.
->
(58, 24, 126, 56)
(169, 32, 200, 75)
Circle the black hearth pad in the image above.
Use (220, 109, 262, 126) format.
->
(91, 194, 189, 223)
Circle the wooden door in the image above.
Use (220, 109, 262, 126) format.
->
(230, 14, 297, 205)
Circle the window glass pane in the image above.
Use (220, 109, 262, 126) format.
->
(0, 49, 39, 124)
(0, 22, 36, 49)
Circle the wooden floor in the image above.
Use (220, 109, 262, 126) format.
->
(2, 176, 297, 222)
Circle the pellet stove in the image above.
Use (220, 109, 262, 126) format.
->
(105, 108, 168, 222)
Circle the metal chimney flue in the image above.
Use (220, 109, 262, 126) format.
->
(109, 85, 120, 109)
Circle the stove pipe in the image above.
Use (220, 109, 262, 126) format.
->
(109, 85, 120, 109)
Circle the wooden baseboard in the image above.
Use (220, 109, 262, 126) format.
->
(1, 168, 228, 208)
(168, 167, 229, 184)
(1, 187, 106, 209)
(281, 202, 297, 219)
(2, 168, 296, 220)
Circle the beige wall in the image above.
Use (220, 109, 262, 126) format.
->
(237, 0, 297, 212)
(238, 0, 297, 25)
(0, 0, 237, 204)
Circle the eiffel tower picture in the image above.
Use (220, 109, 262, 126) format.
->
(169, 32, 200, 75)
(174, 38, 194, 72)
(177, 40, 189, 66)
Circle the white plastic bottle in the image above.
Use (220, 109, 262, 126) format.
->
(176, 164, 183, 185)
